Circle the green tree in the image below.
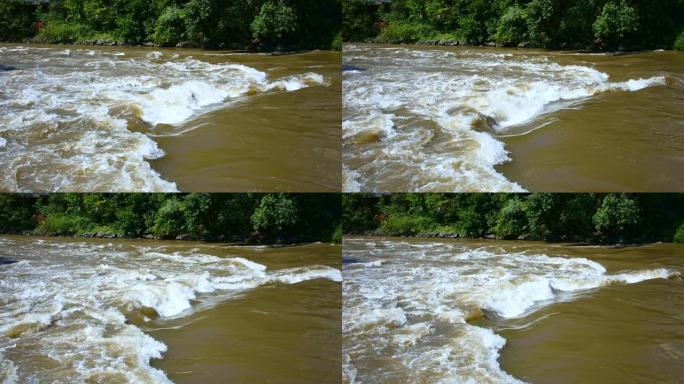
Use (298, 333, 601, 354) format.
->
(153, 5, 186, 46)
(593, 194, 640, 242)
(251, 0, 298, 43)
(495, 198, 527, 239)
(251, 194, 298, 239)
(152, 198, 186, 239)
(593, 0, 640, 48)
(342, 0, 378, 41)
(495, 5, 527, 46)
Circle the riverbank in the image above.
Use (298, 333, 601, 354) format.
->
(345, 38, 674, 54)
(3, 38, 341, 52)
(342, 234, 669, 249)
(0, 231, 341, 245)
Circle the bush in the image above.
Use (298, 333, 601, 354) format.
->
(251, 0, 298, 43)
(152, 199, 186, 239)
(376, 22, 436, 44)
(153, 6, 186, 46)
(495, 6, 528, 46)
(35, 214, 93, 236)
(593, 194, 640, 242)
(593, 0, 639, 48)
(35, 22, 94, 43)
(674, 223, 684, 243)
(331, 225, 342, 243)
(331, 31, 342, 50)
(251, 194, 298, 238)
(495, 199, 528, 240)
(674, 32, 684, 51)
(375, 215, 435, 237)
(342, 0, 378, 42)
(0, 0, 36, 41)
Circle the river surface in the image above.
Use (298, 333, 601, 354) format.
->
(0, 236, 341, 383)
(342, 44, 684, 192)
(342, 237, 684, 383)
(0, 44, 341, 192)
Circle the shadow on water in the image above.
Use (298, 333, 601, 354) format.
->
(343, 65, 365, 72)
(0, 257, 18, 265)
(0, 64, 18, 71)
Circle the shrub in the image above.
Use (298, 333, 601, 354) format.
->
(342, 0, 378, 42)
(152, 199, 186, 239)
(35, 22, 94, 43)
(375, 215, 435, 237)
(251, 0, 298, 43)
(251, 194, 298, 238)
(593, 0, 639, 48)
(674, 223, 684, 243)
(153, 6, 186, 47)
(495, 199, 528, 240)
(331, 31, 342, 51)
(376, 22, 436, 44)
(593, 194, 640, 242)
(331, 225, 342, 243)
(674, 32, 684, 51)
(35, 214, 93, 236)
(495, 6, 528, 46)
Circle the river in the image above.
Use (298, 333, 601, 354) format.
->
(0, 236, 341, 383)
(342, 237, 684, 383)
(0, 44, 341, 192)
(342, 44, 684, 192)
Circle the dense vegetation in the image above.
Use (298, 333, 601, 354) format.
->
(0, 0, 341, 50)
(343, 193, 684, 244)
(0, 193, 341, 243)
(343, 0, 684, 50)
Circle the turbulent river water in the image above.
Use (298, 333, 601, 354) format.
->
(342, 44, 684, 192)
(0, 44, 341, 192)
(342, 237, 684, 383)
(0, 236, 341, 383)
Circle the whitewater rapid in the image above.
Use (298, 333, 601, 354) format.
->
(342, 238, 678, 383)
(342, 45, 668, 192)
(0, 45, 328, 192)
(0, 238, 340, 383)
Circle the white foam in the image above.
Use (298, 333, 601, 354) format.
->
(342, 46, 667, 192)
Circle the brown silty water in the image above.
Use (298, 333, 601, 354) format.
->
(0, 235, 341, 383)
(342, 44, 684, 192)
(342, 236, 684, 383)
(0, 44, 341, 192)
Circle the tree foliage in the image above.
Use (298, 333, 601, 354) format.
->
(0, 193, 341, 243)
(342, 0, 684, 50)
(343, 193, 684, 244)
(2, 0, 340, 50)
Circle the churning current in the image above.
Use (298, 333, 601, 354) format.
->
(0, 45, 328, 192)
(0, 236, 341, 383)
(342, 238, 680, 383)
(342, 44, 677, 192)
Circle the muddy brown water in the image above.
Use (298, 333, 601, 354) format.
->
(149, 50, 342, 192)
(342, 236, 684, 383)
(0, 235, 341, 383)
(0, 44, 340, 192)
(342, 44, 684, 192)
